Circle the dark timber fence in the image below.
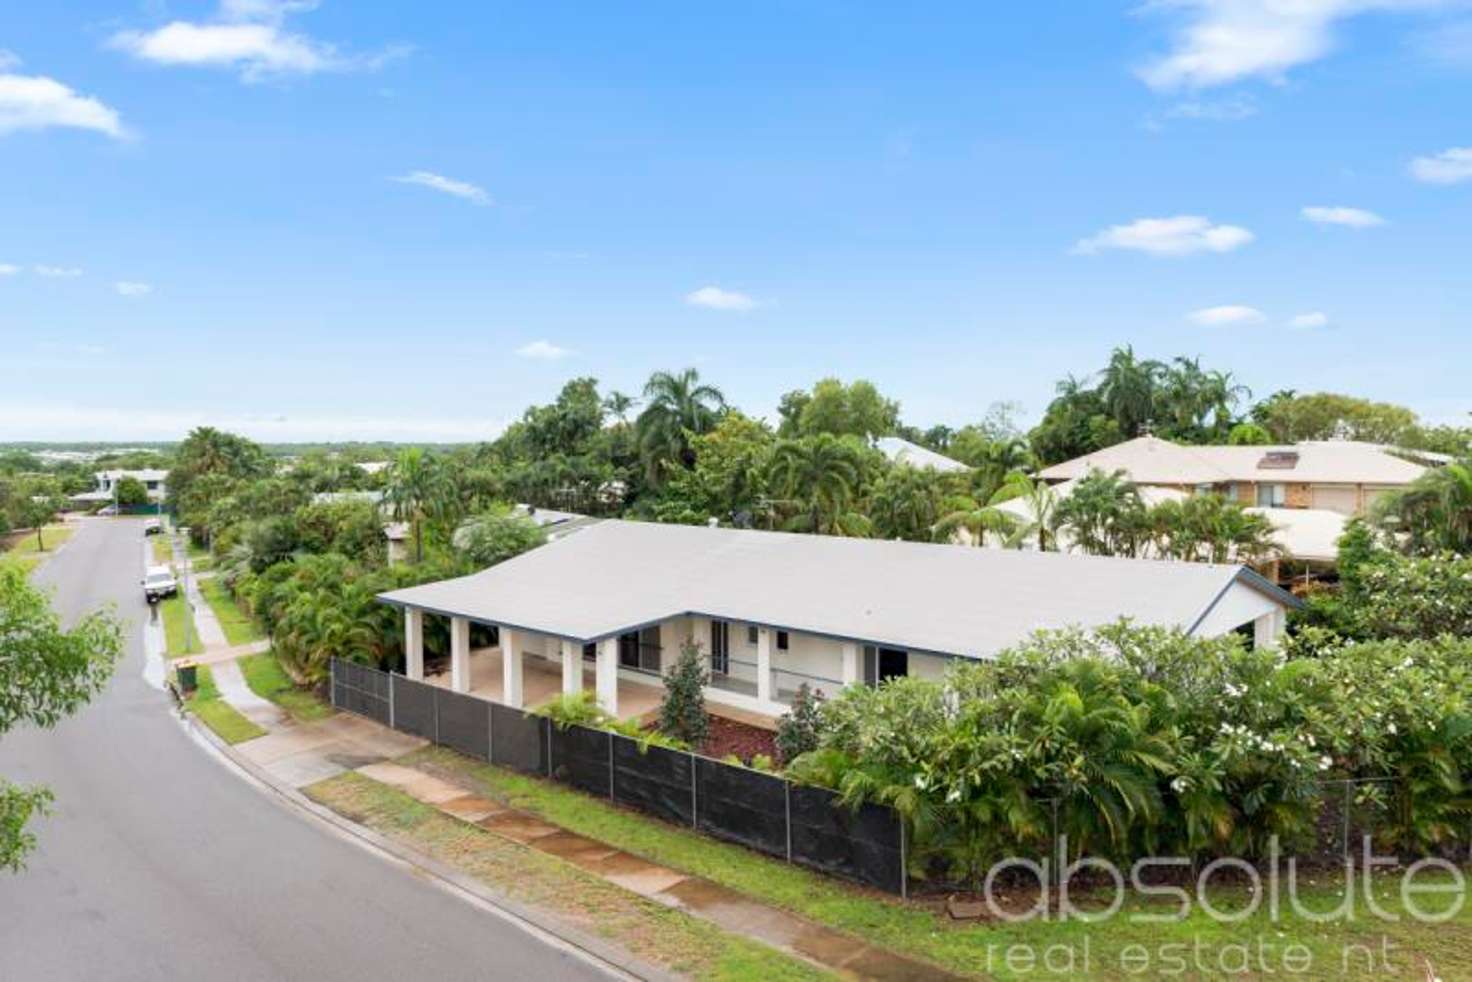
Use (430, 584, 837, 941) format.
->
(329, 658, 906, 894)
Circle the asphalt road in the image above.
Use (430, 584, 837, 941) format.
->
(0, 519, 613, 982)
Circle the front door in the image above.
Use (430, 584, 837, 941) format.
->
(710, 620, 730, 675)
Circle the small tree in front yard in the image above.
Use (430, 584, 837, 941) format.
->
(114, 476, 149, 508)
(775, 683, 824, 764)
(659, 640, 709, 746)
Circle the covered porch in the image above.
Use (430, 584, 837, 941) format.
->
(399, 606, 870, 725)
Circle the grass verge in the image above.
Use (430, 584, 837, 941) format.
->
(199, 577, 264, 646)
(304, 772, 829, 982)
(1, 525, 75, 574)
(185, 665, 265, 744)
(150, 534, 172, 565)
(160, 592, 203, 657)
(403, 746, 1472, 980)
(240, 651, 333, 722)
(187, 539, 212, 572)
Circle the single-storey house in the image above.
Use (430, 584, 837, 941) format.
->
(379, 519, 1298, 722)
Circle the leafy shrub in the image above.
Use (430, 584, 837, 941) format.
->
(792, 622, 1472, 887)
(775, 683, 824, 764)
(659, 641, 709, 746)
(537, 691, 611, 729)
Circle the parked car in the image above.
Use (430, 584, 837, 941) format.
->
(97, 505, 118, 516)
(143, 518, 163, 535)
(142, 565, 178, 603)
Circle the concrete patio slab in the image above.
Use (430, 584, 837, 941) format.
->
(356, 762, 466, 804)
(438, 794, 500, 823)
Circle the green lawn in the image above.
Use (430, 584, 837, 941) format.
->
(187, 539, 212, 572)
(150, 534, 172, 565)
(160, 592, 203, 657)
(199, 578, 264, 646)
(404, 746, 1472, 980)
(1, 526, 74, 575)
(240, 651, 333, 722)
(185, 665, 265, 744)
(306, 772, 828, 982)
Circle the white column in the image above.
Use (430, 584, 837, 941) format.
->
(840, 641, 858, 687)
(404, 607, 424, 680)
(596, 637, 618, 716)
(450, 616, 470, 692)
(756, 627, 772, 704)
(1253, 609, 1286, 650)
(561, 639, 581, 696)
(502, 627, 523, 708)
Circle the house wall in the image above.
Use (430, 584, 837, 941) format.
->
(1193, 582, 1283, 638)
(1285, 483, 1313, 509)
(1308, 484, 1360, 515)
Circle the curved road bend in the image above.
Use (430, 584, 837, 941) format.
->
(0, 519, 613, 982)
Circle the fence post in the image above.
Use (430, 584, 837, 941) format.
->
(486, 703, 494, 763)
(784, 780, 792, 862)
(690, 752, 698, 829)
(898, 812, 908, 900)
(608, 733, 615, 802)
(330, 658, 337, 709)
(432, 683, 441, 745)
(388, 673, 396, 730)
(545, 719, 552, 778)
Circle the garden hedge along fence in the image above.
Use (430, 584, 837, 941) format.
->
(329, 658, 906, 895)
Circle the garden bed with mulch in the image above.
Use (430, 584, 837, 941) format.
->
(700, 714, 777, 763)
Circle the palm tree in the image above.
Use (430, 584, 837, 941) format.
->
(990, 473, 1061, 551)
(1098, 346, 1164, 437)
(868, 466, 942, 541)
(769, 434, 870, 536)
(603, 390, 637, 424)
(1052, 469, 1147, 557)
(934, 493, 1019, 547)
(636, 368, 727, 483)
(385, 447, 445, 563)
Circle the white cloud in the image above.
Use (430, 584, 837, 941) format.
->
(1188, 304, 1266, 326)
(0, 50, 20, 71)
(685, 285, 757, 310)
(0, 263, 18, 276)
(391, 171, 491, 206)
(1137, 1, 1450, 90)
(34, 265, 82, 277)
(1073, 215, 1254, 257)
(115, 281, 154, 297)
(0, 71, 127, 139)
(1409, 146, 1472, 184)
(515, 340, 571, 360)
(108, 1, 405, 82)
(1301, 205, 1385, 227)
(1288, 311, 1329, 328)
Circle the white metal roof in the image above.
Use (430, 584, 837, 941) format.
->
(1247, 506, 1347, 563)
(1038, 436, 1430, 486)
(874, 436, 971, 474)
(380, 519, 1296, 658)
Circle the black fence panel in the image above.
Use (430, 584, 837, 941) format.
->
(612, 737, 695, 827)
(332, 659, 390, 725)
(435, 687, 490, 761)
(789, 784, 904, 893)
(695, 756, 788, 858)
(491, 702, 549, 776)
(391, 674, 436, 740)
(550, 724, 612, 798)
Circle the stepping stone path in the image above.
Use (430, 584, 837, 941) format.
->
(352, 760, 960, 981)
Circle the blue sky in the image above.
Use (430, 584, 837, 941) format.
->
(2, 1, 1469, 441)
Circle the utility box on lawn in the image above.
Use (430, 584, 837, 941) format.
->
(176, 662, 198, 695)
